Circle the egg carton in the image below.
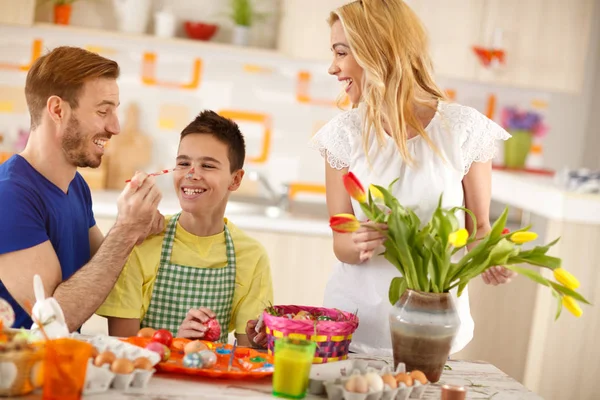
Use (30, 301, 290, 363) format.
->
(83, 359, 156, 394)
(321, 363, 429, 400)
(79, 335, 161, 366)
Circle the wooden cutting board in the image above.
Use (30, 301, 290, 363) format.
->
(105, 103, 152, 190)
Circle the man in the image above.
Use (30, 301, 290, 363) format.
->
(0, 46, 163, 331)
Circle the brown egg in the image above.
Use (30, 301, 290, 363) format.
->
(137, 327, 156, 338)
(133, 357, 153, 371)
(410, 370, 428, 384)
(111, 358, 135, 374)
(381, 374, 398, 389)
(94, 351, 116, 367)
(395, 372, 414, 387)
(184, 340, 208, 354)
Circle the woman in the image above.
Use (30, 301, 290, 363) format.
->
(311, 0, 516, 357)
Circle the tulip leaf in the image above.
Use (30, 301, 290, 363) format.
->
(503, 265, 550, 287)
(551, 289, 563, 320)
(389, 276, 407, 306)
(548, 282, 591, 305)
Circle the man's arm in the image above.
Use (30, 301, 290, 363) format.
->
(0, 173, 162, 331)
(1, 224, 140, 331)
(107, 317, 140, 337)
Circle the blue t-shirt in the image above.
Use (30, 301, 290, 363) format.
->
(0, 155, 96, 329)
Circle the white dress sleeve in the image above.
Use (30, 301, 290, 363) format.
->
(458, 106, 511, 175)
(309, 108, 362, 170)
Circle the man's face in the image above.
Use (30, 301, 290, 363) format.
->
(61, 78, 120, 168)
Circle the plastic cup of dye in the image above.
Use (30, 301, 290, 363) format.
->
(272, 338, 316, 399)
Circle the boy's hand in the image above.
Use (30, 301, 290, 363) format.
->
(176, 307, 215, 339)
(245, 319, 267, 349)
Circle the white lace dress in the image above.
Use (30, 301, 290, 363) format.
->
(311, 101, 511, 357)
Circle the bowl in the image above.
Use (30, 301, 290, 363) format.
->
(184, 21, 218, 41)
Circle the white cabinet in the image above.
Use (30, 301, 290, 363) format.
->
(278, 0, 595, 93)
(277, 0, 350, 62)
(404, 0, 484, 82)
(476, 0, 595, 93)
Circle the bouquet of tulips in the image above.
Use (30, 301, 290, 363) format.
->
(329, 172, 591, 319)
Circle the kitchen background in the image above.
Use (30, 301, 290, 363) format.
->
(0, 1, 599, 399)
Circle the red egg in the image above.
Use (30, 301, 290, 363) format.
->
(151, 329, 173, 347)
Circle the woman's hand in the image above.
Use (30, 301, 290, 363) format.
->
(481, 266, 517, 285)
(352, 222, 388, 262)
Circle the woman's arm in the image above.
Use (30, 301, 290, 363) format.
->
(462, 160, 516, 285)
(325, 161, 386, 264)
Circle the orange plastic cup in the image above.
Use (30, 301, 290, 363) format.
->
(42, 338, 93, 400)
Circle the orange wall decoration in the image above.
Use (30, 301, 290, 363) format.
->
(296, 71, 350, 108)
(243, 64, 273, 74)
(141, 52, 203, 90)
(218, 110, 272, 164)
(0, 39, 42, 72)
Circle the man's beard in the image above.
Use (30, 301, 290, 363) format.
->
(61, 116, 102, 168)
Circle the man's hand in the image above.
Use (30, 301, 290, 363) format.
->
(177, 307, 215, 339)
(245, 319, 267, 349)
(136, 211, 165, 245)
(482, 266, 517, 285)
(115, 172, 162, 241)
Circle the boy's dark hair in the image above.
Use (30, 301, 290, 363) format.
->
(180, 110, 246, 172)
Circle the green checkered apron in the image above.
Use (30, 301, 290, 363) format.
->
(141, 212, 236, 343)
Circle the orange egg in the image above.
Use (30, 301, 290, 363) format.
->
(137, 327, 156, 338)
(410, 370, 428, 384)
(172, 338, 189, 351)
(111, 358, 135, 374)
(395, 372, 414, 387)
(382, 374, 398, 389)
(94, 351, 116, 367)
(133, 357, 153, 371)
(184, 340, 208, 354)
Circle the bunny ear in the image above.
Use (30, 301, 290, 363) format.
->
(33, 274, 46, 303)
(48, 298, 67, 327)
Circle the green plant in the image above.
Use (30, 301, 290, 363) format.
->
(330, 172, 591, 320)
(229, 0, 267, 27)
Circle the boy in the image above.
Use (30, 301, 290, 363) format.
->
(97, 111, 272, 348)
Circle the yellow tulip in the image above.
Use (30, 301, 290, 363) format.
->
(369, 185, 384, 201)
(448, 229, 469, 247)
(562, 296, 583, 318)
(553, 268, 580, 290)
(509, 231, 538, 244)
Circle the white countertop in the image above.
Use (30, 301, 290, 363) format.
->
(491, 170, 600, 224)
(91, 170, 600, 237)
(91, 191, 333, 237)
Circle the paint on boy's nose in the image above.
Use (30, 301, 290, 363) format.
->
(185, 167, 195, 179)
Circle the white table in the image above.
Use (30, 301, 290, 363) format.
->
(23, 355, 542, 399)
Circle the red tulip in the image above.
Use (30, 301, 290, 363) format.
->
(330, 213, 360, 233)
(343, 172, 367, 203)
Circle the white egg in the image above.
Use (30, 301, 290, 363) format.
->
(365, 372, 384, 392)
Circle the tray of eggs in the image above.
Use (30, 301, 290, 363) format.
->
(80, 335, 161, 394)
(316, 361, 429, 400)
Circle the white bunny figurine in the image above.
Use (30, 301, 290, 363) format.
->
(30, 274, 69, 339)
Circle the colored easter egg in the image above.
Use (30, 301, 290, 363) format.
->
(183, 352, 203, 368)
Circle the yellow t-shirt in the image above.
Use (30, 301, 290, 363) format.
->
(96, 216, 273, 334)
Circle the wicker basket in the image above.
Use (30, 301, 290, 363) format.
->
(0, 331, 45, 397)
(263, 305, 359, 364)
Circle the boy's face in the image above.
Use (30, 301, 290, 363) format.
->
(174, 134, 244, 214)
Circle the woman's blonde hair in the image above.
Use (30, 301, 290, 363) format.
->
(329, 0, 447, 165)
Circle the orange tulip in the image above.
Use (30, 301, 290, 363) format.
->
(343, 172, 367, 203)
(330, 213, 360, 233)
